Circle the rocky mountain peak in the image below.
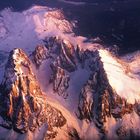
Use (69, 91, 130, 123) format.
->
(77, 50, 134, 136)
(0, 48, 66, 137)
(0, 38, 139, 139)
(44, 36, 77, 72)
(6, 48, 33, 76)
(34, 36, 140, 139)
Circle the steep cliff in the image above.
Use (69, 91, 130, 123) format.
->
(0, 48, 66, 138)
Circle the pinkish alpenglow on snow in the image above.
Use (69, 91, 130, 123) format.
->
(0, 1, 140, 140)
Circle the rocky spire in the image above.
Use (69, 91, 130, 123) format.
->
(0, 48, 66, 138)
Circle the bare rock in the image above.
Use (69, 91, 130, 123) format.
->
(50, 62, 70, 99)
(30, 45, 49, 68)
(77, 50, 133, 135)
(0, 48, 66, 136)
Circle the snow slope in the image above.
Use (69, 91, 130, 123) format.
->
(0, 6, 74, 53)
(99, 49, 140, 104)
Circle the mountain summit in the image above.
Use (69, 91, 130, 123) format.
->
(0, 48, 66, 139)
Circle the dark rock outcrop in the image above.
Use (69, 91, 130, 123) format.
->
(50, 63, 70, 99)
(44, 36, 77, 72)
(67, 127, 81, 140)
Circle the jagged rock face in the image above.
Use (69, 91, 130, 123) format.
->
(116, 126, 130, 138)
(29, 36, 76, 98)
(29, 36, 139, 139)
(116, 125, 140, 140)
(77, 51, 133, 134)
(30, 37, 75, 98)
(50, 63, 70, 99)
(0, 48, 66, 136)
(44, 36, 77, 72)
(30, 45, 49, 68)
(67, 127, 81, 140)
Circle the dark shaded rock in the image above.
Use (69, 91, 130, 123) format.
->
(50, 62, 70, 99)
(68, 127, 81, 140)
(134, 102, 140, 116)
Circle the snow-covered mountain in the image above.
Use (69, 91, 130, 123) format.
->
(0, 5, 140, 140)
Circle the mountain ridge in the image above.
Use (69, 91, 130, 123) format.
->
(0, 5, 140, 140)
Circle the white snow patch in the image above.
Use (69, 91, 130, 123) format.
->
(99, 49, 140, 104)
(0, 6, 74, 53)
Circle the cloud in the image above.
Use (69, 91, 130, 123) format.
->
(57, 0, 86, 6)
